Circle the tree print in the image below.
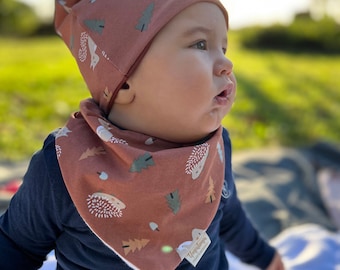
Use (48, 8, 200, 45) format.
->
(165, 190, 181, 214)
(122, 239, 150, 255)
(205, 177, 216, 203)
(79, 146, 106, 160)
(129, 152, 154, 173)
(135, 2, 154, 32)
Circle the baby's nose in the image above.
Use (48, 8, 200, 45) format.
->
(215, 56, 233, 77)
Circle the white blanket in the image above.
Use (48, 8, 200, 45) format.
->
(226, 224, 340, 270)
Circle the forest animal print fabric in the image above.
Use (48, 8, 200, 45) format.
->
(56, 100, 226, 269)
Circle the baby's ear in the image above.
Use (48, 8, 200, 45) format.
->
(114, 83, 135, 105)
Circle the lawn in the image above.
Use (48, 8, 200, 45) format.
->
(0, 36, 88, 161)
(0, 33, 339, 161)
(224, 32, 340, 150)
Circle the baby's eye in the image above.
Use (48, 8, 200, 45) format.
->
(191, 40, 207, 50)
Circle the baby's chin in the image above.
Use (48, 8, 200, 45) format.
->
(181, 129, 221, 144)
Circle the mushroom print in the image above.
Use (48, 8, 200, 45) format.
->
(96, 125, 127, 145)
(87, 192, 126, 218)
(96, 125, 114, 142)
(97, 171, 108, 180)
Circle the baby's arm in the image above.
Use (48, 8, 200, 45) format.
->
(220, 183, 276, 269)
(0, 136, 62, 269)
(221, 129, 277, 269)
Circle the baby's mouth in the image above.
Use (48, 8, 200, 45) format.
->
(218, 90, 228, 99)
(214, 83, 234, 104)
(214, 90, 229, 105)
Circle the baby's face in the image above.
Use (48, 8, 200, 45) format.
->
(115, 2, 236, 143)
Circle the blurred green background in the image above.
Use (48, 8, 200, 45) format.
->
(0, 0, 339, 161)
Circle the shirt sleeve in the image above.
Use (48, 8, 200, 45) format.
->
(0, 133, 63, 269)
(220, 128, 276, 269)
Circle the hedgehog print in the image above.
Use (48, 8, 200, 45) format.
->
(185, 143, 210, 180)
(87, 192, 126, 218)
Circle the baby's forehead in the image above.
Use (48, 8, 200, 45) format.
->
(153, 3, 228, 42)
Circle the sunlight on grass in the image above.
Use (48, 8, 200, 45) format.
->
(0, 37, 88, 160)
(223, 32, 340, 150)
(0, 34, 339, 161)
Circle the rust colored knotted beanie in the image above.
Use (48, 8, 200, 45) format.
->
(55, 0, 228, 114)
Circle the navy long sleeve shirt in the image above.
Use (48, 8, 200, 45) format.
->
(0, 129, 275, 269)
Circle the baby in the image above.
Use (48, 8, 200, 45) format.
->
(0, 0, 284, 269)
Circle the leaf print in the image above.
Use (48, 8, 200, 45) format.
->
(84, 19, 105, 34)
(135, 3, 154, 32)
(129, 152, 154, 173)
(165, 190, 181, 214)
(122, 239, 150, 255)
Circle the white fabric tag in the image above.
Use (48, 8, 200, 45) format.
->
(179, 229, 211, 267)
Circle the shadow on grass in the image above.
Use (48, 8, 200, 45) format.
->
(234, 71, 340, 147)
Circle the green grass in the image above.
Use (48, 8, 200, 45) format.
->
(0, 33, 339, 161)
(223, 31, 340, 150)
(0, 36, 88, 161)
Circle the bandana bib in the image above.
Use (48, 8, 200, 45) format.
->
(56, 99, 225, 269)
